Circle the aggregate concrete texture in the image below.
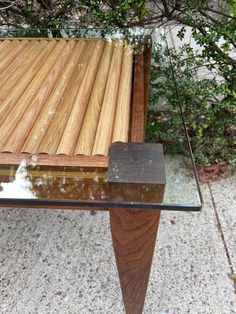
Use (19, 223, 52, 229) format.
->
(0, 166, 235, 313)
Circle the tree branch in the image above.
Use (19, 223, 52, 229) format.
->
(206, 6, 236, 20)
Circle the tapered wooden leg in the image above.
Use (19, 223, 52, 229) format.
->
(110, 209, 161, 314)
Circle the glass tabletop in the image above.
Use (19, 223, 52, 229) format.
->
(0, 28, 203, 211)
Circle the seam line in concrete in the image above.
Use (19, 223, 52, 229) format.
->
(208, 182, 236, 294)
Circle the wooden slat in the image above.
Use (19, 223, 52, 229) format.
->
(112, 45, 133, 143)
(0, 40, 13, 61)
(56, 40, 105, 155)
(0, 40, 65, 151)
(3, 40, 76, 153)
(0, 40, 29, 74)
(37, 40, 95, 154)
(0, 153, 108, 168)
(130, 52, 145, 142)
(22, 41, 85, 154)
(92, 42, 123, 156)
(0, 40, 12, 60)
(0, 40, 56, 125)
(0, 41, 40, 101)
(75, 41, 114, 155)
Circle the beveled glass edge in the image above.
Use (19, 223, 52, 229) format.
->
(0, 198, 202, 211)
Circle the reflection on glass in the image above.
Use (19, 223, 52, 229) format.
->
(0, 161, 36, 199)
(0, 28, 202, 210)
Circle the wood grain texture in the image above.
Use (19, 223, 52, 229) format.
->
(112, 45, 133, 143)
(92, 42, 123, 155)
(0, 40, 55, 126)
(38, 40, 94, 154)
(0, 40, 18, 62)
(0, 40, 65, 151)
(0, 40, 11, 59)
(0, 38, 134, 164)
(3, 40, 75, 153)
(0, 41, 39, 99)
(110, 209, 162, 314)
(56, 40, 105, 155)
(22, 41, 85, 154)
(0, 153, 108, 167)
(143, 36, 152, 126)
(75, 41, 114, 155)
(0, 40, 29, 74)
(130, 52, 145, 142)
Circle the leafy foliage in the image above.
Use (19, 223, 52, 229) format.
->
(81, 0, 148, 28)
(0, 0, 78, 36)
(147, 44, 236, 166)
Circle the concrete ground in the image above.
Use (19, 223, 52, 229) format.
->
(0, 159, 236, 313)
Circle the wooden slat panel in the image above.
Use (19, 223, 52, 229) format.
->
(0, 40, 65, 150)
(92, 42, 123, 156)
(0, 41, 40, 101)
(22, 41, 85, 154)
(3, 40, 76, 153)
(38, 40, 95, 154)
(0, 40, 29, 74)
(0, 153, 108, 168)
(112, 45, 133, 143)
(75, 41, 113, 155)
(0, 40, 56, 125)
(0, 38, 138, 164)
(56, 40, 105, 155)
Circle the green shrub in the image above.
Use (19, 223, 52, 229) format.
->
(147, 44, 236, 167)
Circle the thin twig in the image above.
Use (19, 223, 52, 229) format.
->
(0, 0, 16, 10)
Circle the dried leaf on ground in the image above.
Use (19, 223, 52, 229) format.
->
(228, 273, 236, 281)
